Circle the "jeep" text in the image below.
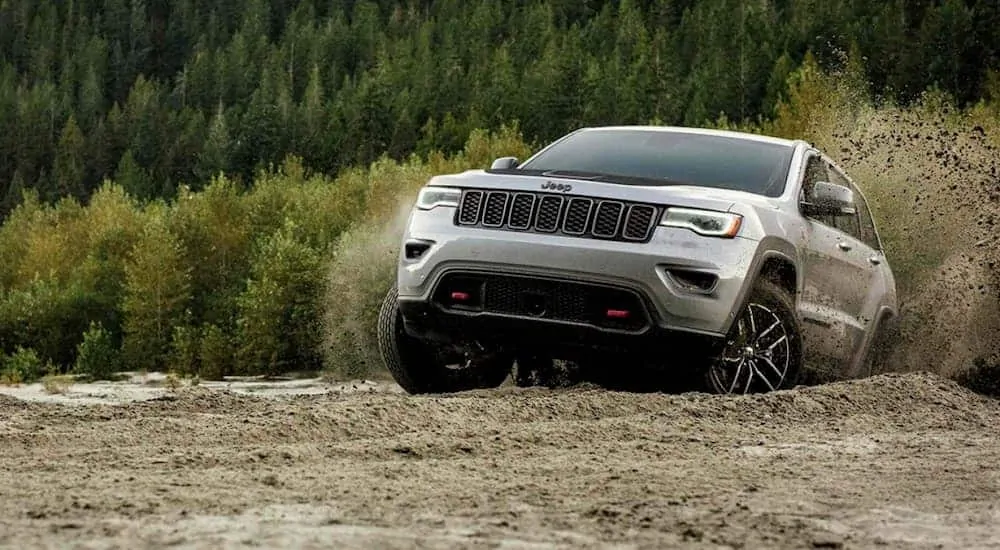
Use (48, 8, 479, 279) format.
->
(541, 181, 572, 193)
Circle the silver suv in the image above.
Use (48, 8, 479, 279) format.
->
(377, 126, 898, 394)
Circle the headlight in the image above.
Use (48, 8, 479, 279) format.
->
(659, 207, 742, 238)
(415, 186, 461, 210)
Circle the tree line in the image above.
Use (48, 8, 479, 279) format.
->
(1, 0, 998, 217)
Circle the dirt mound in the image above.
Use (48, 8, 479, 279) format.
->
(0, 393, 24, 408)
(2, 372, 999, 548)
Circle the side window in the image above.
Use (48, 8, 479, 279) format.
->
(826, 164, 862, 242)
(852, 185, 881, 250)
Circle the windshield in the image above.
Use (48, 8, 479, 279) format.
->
(516, 129, 795, 197)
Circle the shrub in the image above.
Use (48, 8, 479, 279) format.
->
(0, 184, 133, 369)
(199, 323, 233, 380)
(1, 347, 49, 384)
(73, 322, 121, 381)
(0, 277, 104, 369)
(170, 176, 251, 329)
(169, 324, 200, 377)
(236, 221, 325, 376)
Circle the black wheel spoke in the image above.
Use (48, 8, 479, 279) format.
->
(709, 299, 792, 395)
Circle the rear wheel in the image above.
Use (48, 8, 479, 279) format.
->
(377, 286, 513, 394)
(706, 279, 803, 394)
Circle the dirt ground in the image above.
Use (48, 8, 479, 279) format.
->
(2, 372, 999, 549)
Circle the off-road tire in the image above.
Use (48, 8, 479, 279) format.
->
(376, 285, 512, 394)
(706, 278, 804, 394)
(514, 355, 556, 387)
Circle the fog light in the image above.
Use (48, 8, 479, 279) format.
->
(665, 268, 719, 293)
(404, 240, 433, 260)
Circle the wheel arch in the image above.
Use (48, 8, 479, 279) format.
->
(721, 239, 800, 336)
(756, 253, 798, 298)
(748, 235, 801, 299)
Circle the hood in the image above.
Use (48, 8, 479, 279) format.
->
(427, 169, 775, 213)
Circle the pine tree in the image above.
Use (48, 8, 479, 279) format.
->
(197, 101, 231, 181)
(53, 114, 86, 201)
(115, 149, 153, 200)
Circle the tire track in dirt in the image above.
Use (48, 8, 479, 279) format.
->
(1, 372, 999, 549)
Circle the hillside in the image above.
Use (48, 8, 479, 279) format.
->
(2, 0, 1000, 214)
(0, 0, 999, 391)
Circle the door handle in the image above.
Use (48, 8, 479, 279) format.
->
(837, 241, 852, 252)
(868, 255, 882, 266)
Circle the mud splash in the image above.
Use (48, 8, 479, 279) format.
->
(818, 103, 1000, 379)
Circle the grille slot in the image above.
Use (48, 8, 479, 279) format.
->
(458, 191, 483, 225)
(482, 192, 509, 227)
(562, 198, 593, 235)
(623, 204, 657, 241)
(592, 201, 624, 238)
(534, 196, 564, 232)
(508, 193, 535, 230)
(454, 189, 659, 242)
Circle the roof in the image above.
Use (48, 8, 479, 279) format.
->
(576, 125, 802, 149)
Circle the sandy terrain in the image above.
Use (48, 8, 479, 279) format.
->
(1, 372, 999, 549)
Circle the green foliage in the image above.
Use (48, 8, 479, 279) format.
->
(169, 324, 200, 377)
(3, 0, 1000, 214)
(198, 323, 233, 380)
(1, 347, 50, 385)
(73, 322, 121, 381)
(0, 277, 106, 369)
(121, 212, 192, 372)
(235, 221, 325, 376)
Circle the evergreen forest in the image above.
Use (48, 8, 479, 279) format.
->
(2, 0, 999, 214)
(1, 0, 999, 389)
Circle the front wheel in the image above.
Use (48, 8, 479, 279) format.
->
(706, 279, 803, 394)
(376, 285, 513, 394)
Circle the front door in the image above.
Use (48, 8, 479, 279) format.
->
(797, 155, 877, 376)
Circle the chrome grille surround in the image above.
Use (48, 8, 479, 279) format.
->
(454, 189, 661, 243)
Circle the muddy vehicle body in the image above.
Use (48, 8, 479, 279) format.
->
(377, 126, 898, 394)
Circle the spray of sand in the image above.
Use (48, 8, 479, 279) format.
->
(814, 101, 1000, 378)
(320, 194, 415, 379)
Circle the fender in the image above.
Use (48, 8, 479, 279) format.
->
(721, 239, 800, 335)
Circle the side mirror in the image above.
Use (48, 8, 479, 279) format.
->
(801, 181, 856, 217)
(489, 157, 519, 170)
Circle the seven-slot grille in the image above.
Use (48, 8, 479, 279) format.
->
(455, 189, 660, 242)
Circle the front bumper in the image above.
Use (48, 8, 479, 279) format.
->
(398, 205, 763, 337)
(397, 298, 726, 363)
